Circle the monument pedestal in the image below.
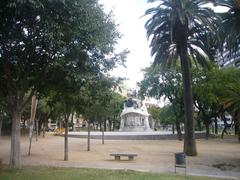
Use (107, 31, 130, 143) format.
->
(119, 106, 152, 132)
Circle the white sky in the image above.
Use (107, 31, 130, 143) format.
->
(99, 0, 155, 89)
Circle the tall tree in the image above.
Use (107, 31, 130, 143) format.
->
(145, 0, 218, 156)
(159, 104, 176, 132)
(217, 0, 240, 58)
(76, 75, 122, 150)
(139, 65, 184, 140)
(221, 82, 240, 143)
(147, 105, 161, 130)
(193, 66, 240, 140)
(192, 67, 220, 139)
(0, 0, 56, 167)
(105, 92, 125, 131)
(0, 0, 124, 167)
(214, 67, 240, 142)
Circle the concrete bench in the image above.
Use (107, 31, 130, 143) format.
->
(110, 153, 138, 161)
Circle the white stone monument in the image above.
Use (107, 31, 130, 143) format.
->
(119, 98, 152, 132)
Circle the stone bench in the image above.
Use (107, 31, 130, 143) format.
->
(110, 153, 138, 161)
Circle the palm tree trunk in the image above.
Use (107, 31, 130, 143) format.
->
(178, 23, 197, 156)
(10, 99, 21, 168)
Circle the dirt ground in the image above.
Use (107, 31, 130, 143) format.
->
(0, 134, 239, 179)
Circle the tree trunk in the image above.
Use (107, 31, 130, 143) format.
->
(109, 120, 112, 131)
(23, 119, 26, 128)
(113, 120, 116, 131)
(102, 129, 105, 145)
(236, 123, 240, 143)
(10, 102, 21, 168)
(99, 122, 102, 131)
(28, 122, 34, 156)
(59, 120, 62, 129)
(172, 124, 175, 134)
(43, 116, 48, 137)
(237, 123, 240, 142)
(102, 124, 105, 145)
(42, 121, 46, 138)
(28, 95, 38, 156)
(178, 22, 197, 156)
(221, 117, 228, 139)
(36, 119, 38, 142)
(104, 120, 107, 131)
(214, 117, 218, 135)
(38, 118, 42, 136)
(87, 121, 90, 151)
(176, 119, 182, 141)
(71, 113, 74, 131)
(234, 113, 240, 143)
(197, 118, 202, 131)
(237, 124, 240, 143)
(0, 116, 2, 138)
(221, 125, 227, 139)
(235, 122, 239, 136)
(204, 121, 210, 139)
(64, 115, 69, 161)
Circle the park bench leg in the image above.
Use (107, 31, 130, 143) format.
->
(128, 156, 134, 161)
(115, 156, 120, 160)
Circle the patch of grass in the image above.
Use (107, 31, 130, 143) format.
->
(0, 166, 229, 180)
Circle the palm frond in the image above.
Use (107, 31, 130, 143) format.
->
(145, 0, 219, 70)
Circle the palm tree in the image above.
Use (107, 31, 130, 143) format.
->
(145, 0, 218, 156)
(217, 0, 240, 57)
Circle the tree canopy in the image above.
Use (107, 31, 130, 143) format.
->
(0, 0, 127, 168)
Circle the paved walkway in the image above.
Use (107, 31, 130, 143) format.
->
(0, 134, 239, 179)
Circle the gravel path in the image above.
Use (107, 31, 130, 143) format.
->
(0, 134, 239, 179)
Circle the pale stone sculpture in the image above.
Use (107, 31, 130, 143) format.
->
(119, 98, 152, 132)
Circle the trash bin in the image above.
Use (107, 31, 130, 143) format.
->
(175, 152, 186, 165)
(174, 152, 186, 174)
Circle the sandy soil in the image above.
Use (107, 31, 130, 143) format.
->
(0, 134, 239, 179)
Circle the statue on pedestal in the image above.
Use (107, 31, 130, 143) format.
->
(119, 91, 152, 132)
